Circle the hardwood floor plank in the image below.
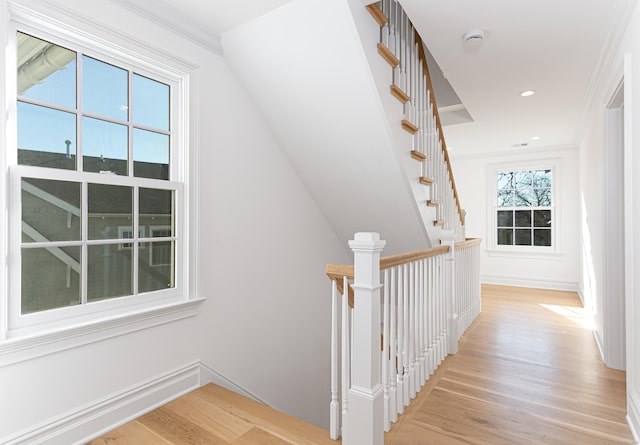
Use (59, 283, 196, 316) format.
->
(86, 420, 172, 445)
(231, 427, 292, 444)
(137, 406, 231, 444)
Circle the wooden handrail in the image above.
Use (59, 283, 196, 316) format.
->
(414, 32, 465, 226)
(326, 244, 450, 307)
(454, 237, 482, 251)
(326, 244, 450, 281)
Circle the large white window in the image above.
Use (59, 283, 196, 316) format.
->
(494, 168, 553, 248)
(5, 23, 193, 339)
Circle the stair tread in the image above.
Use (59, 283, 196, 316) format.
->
(391, 84, 410, 103)
(378, 43, 400, 68)
(366, 4, 388, 26)
(411, 150, 426, 161)
(401, 119, 418, 134)
(419, 176, 433, 185)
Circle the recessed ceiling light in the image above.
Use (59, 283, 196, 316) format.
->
(520, 90, 536, 97)
(531, 136, 540, 141)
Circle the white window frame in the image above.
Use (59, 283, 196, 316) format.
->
(487, 159, 561, 257)
(0, 1, 202, 362)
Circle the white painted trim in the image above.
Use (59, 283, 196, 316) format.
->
(449, 144, 577, 162)
(574, 0, 637, 143)
(481, 274, 578, 292)
(628, 390, 640, 444)
(592, 329, 605, 363)
(1, 361, 200, 445)
(0, 298, 204, 367)
(602, 96, 626, 371)
(199, 362, 269, 406)
(109, 0, 223, 55)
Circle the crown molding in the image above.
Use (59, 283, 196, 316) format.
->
(110, 0, 223, 55)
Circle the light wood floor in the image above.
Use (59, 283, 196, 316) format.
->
(89, 284, 635, 444)
(386, 284, 635, 445)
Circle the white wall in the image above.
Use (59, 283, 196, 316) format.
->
(0, 0, 350, 442)
(450, 147, 580, 291)
(578, 0, 640, 438)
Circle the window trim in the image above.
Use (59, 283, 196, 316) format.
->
(487, 159, 562, 256)
(0, 0, 201, 353)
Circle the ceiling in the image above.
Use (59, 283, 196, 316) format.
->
(114, 0, 633, 157)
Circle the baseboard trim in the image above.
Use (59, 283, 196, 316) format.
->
(481, 274, 578, 292)
(199, 362, 268, 405)
(592, 329, 605, 363)
(2, 361, 200, 445)
(628, 390, 640, 444)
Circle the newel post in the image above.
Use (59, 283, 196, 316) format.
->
(440, 230, 458, 355)
(347, 232, 386, 445)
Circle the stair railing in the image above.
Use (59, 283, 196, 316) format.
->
(369, 0, 465, 240)
(326, 232, 482, 444)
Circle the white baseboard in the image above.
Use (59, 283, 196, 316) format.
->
(199, 362, 267, 405)
(592, 329, 605, 363)
(2, 361, 200, 445)
(481, 274, 579, 292)
(628, 391, 640, 444)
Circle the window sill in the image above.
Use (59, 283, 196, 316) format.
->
(485, 248, 565, 260)
(0, 297, 205, 368)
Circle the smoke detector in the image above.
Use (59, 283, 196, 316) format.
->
(463, 28, 485, 45)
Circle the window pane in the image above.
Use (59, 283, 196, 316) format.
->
(497, 190, 514, 207)
(497, 172, 513, 190)
(515, 229, 532, 246)
(18, 102, 76, 170)
(534, 229, 552, 246)
(88, 184, 133, 240)
(133, 74, 169, 131)
(514, 171, 532, 189)
(140, 189, 174, 234)
(534, 210, 552, 228)
(533, 188, 551, 206)
(17, 32, 76, 109)
(514, 189, 533, 207)
(139, 240, 174, 294)
(87, 244, 132, 302)
(83, 56, 128, 121)
(83, 117, 128, 175)
(534, 170, 552, 188)
(133, 129, 169, 180)
(497, 210, 513, 227)
(22, 178, 81, 243)
(22, 246, 81, 314)
(497, 229, 513, 245)
(514, 210, 532, 228)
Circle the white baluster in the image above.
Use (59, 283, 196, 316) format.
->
(408, 261, 416, 400)
(341, 276, 350, 440)
(382, 268, 390, 432)
(389, 266, 398, 422)
(396, 264, 404, 414)
(402, 263, 410, 406)
(330, 280, 340, 440)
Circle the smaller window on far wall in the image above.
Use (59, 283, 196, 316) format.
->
(496, 169, 552, 247)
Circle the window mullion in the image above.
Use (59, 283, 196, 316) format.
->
(128, 71, 134, 177)
(133, 186, 139, 296)
(81, 181, 88, 305)
(77, 52, 84, 172)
